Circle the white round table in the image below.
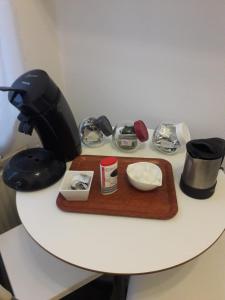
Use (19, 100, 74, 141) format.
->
(16, 141, 225, 275)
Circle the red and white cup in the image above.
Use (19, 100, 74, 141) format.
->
(100, 157, 118, 195)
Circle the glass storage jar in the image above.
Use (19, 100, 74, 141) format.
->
(112, 120, 149, 152)
(79, 116, 112, 147)
(152, 122, 190, 154)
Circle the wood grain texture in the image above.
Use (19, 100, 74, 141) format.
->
(56, 155, 178, 220)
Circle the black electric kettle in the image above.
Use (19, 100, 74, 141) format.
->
(180, 138, 225, 199)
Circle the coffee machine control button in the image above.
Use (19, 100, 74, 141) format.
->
(14, 180, 23, 190)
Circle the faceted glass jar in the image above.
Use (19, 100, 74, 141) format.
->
(79, 117, 104, 147)
(152, 123, 181, 154)
(112, 121, 139, 152)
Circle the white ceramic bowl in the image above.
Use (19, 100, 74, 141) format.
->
(126, 162, 162, 191)
(59, 170, 94, 201)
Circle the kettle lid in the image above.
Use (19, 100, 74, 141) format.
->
(186, 138, 225, 160)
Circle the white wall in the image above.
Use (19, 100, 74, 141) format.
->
(52, 0, 225, 139)
(11, 0, 63, 89)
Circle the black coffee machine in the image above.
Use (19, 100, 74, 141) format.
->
(0, 69, 81, 191)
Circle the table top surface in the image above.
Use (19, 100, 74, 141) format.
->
(16, 137, 225, 275)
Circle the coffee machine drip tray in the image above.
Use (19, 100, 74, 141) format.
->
(3, 148, 66, 191)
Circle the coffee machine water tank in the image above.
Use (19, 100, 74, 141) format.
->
(0, 69, 81, 191)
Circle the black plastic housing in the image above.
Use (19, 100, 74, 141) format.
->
(0, 69, 81, 191)
(180, 176, 216, 199)
(3, 148, 66, 191)
(8, 69, 81, 161)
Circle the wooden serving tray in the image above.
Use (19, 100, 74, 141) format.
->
(56, 155, 178, 220)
